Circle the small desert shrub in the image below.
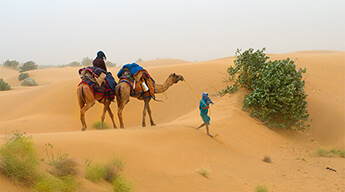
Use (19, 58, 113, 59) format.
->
(85, 163, 106, 182)
(93, 121, 109, 129)
(196, 165, 210, 178)
(21, 77, 38, 86)
(34, 173, 80, 192)
(49, 158, 78, 177)
(0, 78, 11, 91)
(255, 185, 268, 192)
(113, 175, 131, 192)
(86, 158, 124, 183)
(44, 143, 78, 177)
(315, 148, 345, 158)
(0, 132, 38, 185)
(262, 156, 272, 163)
(18, 73, 29, 81)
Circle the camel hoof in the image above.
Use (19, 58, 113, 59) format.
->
(151, 124, 156, 126)
(82, 128, 86, 131)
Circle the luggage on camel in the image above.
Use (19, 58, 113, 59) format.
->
(117, 63, 155, 99)
(78, 66, 116, 101)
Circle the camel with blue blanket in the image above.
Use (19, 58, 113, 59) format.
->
(115, 63, 184, 128)
(77, 66, 117, 131)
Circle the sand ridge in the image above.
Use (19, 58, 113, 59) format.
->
(0, 51, 344, 191)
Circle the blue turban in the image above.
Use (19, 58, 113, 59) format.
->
(202, 92, 214, 105)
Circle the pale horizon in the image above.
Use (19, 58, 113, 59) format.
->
(1, 0, 344, 66)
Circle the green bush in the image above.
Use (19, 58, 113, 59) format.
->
(21, 77, 38, 86)
(0, 132, 38, 185)
(221, 48, 309, 130)
(0, 78, 11, 91)
(85, 162, 107, 182)
(20, 61, 38, 72)
(34, 174, 80, 192)
(85, 158, 123, 183)
(18, 73, 29, 81)
(113, 175, 131, 192)
(3, 60, 19, 69)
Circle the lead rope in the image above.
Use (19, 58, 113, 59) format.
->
(184, 80, 211, 116)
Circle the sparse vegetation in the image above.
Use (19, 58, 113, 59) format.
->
(34, 173, 80, 192)
(113, 175, 131, 192)
(93, 121, 110, 129)
(20, 61, 38, 72)
(66, 61, 81, 67)
(44, 143, 78, 177)
(21, 77, 38, 86)
(314, 148, 345, 158)
(81, 57, 93, 66)
(18, 73, 29, 81)
(3, 60, 19, 69)
(262, 156, 272, 163)
(85, 158, 123, 183)
(255, 184, 268, 192)
(0, 78, 11, 91)
(196, 165, 210, 178)
(106, 61, 116, 67)
(0, 132, 39, 186)
(220, 48, 309, 130)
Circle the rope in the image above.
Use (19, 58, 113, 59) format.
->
(184, 80, 211, 116)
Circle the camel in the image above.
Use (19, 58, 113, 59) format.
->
(115, 73, 184, 128)
(77, 78, 116, 131)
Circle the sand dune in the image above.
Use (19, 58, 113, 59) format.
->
(0, 51, 344, 191)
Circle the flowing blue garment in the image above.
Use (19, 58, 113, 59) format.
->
(199, 98, 210, 124)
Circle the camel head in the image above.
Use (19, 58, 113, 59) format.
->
(169, 73, 184, 84)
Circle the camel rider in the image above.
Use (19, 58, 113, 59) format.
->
(93, 51, 107, 86)
(117, 63, 155, 98)
(92, 51, 116, 91)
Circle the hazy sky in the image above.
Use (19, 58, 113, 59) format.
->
(1, 0, 344, 66)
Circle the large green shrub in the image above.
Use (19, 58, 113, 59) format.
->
(221, 48, 309, 130)
(0, 78, 11, 91)
(20, 61, 38, 72)
(18, 73, 29, 81)
(0, 132, 39, 185)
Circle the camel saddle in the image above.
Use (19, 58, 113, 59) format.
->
(119, 70, 156, 99)
(78, 67, 116, 101)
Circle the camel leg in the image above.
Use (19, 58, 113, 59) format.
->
(142, 100, 148, 127)
(117, 101, 126, 128)
(77, 96, 86, 130)
(105, 100, 117, 129)
(100, 103, 108, 130)
(80, 101, 95, 131)
(146, 99, 156, 126)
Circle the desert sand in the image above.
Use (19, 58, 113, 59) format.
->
(0, 51, 344, 191)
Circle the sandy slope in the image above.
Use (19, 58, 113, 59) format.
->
(0, 51, 344, 192)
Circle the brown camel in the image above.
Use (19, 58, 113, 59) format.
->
(77, 83, 116, 131)
(115, 73, 184, 128)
